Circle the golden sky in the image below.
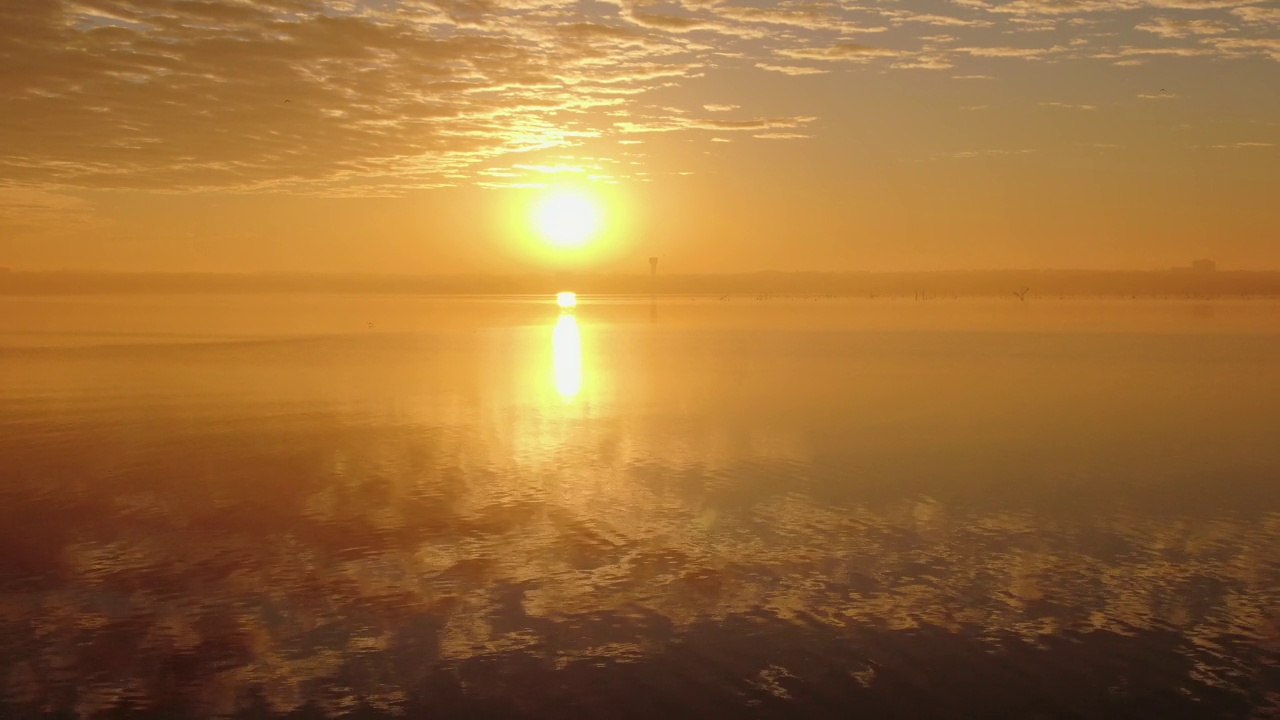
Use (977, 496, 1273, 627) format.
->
(0, 0, 1277, 273)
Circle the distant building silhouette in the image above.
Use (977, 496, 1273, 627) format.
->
(649, 257, 658, 276)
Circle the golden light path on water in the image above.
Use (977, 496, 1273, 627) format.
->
(552, 306, 582, 401)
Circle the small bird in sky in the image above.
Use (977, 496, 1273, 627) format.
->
(284, 99, 291, 104)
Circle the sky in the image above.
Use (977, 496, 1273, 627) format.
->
(0, 0, 1277, 274)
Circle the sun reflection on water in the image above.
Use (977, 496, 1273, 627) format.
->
(553, 312, 582, 401)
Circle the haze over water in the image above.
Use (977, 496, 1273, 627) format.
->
(1, 294, 1277, 718)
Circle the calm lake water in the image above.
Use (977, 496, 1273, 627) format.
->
(1, 295, 1278, 718)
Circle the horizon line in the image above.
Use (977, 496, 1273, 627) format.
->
(3, 268, 1275, 276)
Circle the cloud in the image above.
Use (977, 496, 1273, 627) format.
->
(1206, 37, 1280, 61)
(0, 0, 770, 194)
(893, 56, 956, 69)
(1041, 102, 1097, 109)
(756, 63, 830, 75)
(613, 115, 818, 134)
(1143, 0, 1259, 8)
(879, 10, 994, 27)
(974, 0, 1256, 15)
(1100, 46, 1217, 58)
(511, 163, 592, 174)
(1, 0, 1276, 198)
(627, 11, 722, 32)
(1209, 141, 1275, 148)
(1135, 17, 1229, 38)
(1231, 6, 1280, 24)
(710, 5, 888, 33)
(473, 157, 626, 186)
(981, 0, 1144, 17)
(953, 46, 1054, 58)
(929, 148, 1037, 160)
(776, 43, 906, 62)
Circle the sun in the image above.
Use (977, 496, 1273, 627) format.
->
(533, 188, 603, 248)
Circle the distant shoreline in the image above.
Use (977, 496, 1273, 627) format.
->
(2, 270, 1280, 298)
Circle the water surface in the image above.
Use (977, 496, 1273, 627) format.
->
(1, 295, 1278, 718)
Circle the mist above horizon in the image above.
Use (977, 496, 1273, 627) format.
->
(3, 267, 1280, 299)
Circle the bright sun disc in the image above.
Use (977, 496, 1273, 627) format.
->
(534, 189, 602, 248)
(557, 291, 577, 309)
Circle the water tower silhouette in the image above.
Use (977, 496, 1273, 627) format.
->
(649, 256, 658, 276)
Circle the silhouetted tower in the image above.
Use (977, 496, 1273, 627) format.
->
(649, 256, 658, 276)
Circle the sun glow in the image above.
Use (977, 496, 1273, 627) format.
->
(534, 188, 603, 248)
